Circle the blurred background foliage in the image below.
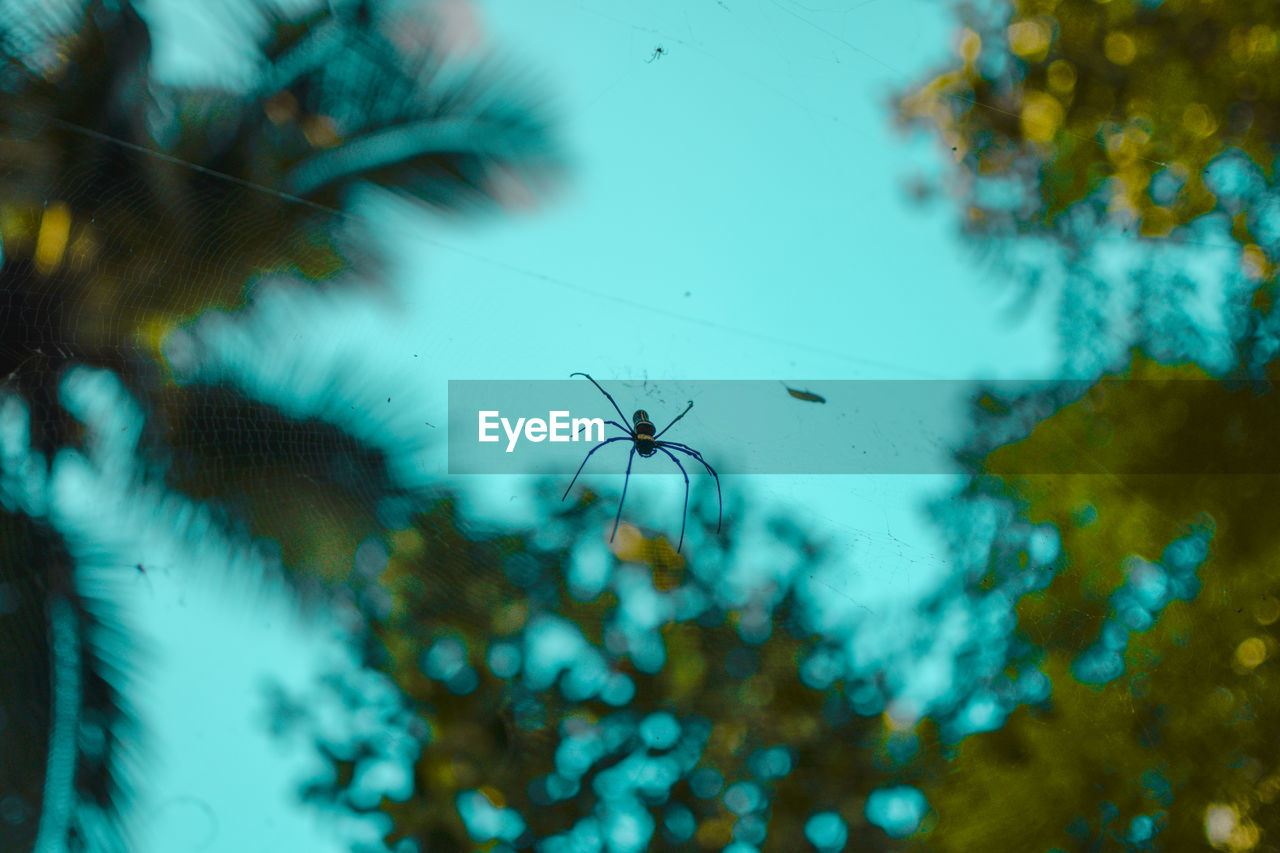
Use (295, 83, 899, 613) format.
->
(912, 355, 1280, 852)
(274, 490, 919, 851)
(0, 0, 558, 452)
(1, 0, 557, 849)
(892, 1, 1280, 847)
(895, 0, 1280, 375)
(898, 0, 1280, 238)
(6, 0, 1280, 852)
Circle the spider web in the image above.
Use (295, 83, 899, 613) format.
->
(0, 1, 1055, 852)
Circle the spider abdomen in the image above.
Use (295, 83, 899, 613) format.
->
(632, 409, 656, 437)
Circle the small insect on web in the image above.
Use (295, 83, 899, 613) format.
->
(562, 373, 722, 553)
(780, 382, 825, 404)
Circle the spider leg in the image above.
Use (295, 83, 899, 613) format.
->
(656, 442, 722, 533)
(562, 435, 634, 501)
(571, 373, 633, 428)
(612, 445, 638, 543)
(656, 446, 691, 553)
(653, 400, 694, 439)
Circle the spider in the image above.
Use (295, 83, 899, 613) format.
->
(646, 45, 665, 63)
(563, 372, 722, 553)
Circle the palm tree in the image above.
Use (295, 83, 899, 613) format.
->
(0, 1, 557, 849)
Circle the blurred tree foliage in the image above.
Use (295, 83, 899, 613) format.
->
(897, 0, 1280, 241)
(906, 353, 1280, 851)
(0, 508, 133, 853)
(0, 0, 558, 453)
(893, 2, 1280, 847)
(0, 0, 557, 850)
(277, 489, 923, 851)
(895, 0, 1280, 368)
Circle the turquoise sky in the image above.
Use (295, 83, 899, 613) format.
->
(112, 0, 1068, 849)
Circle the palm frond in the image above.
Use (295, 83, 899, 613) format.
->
(0, 0, 558, 450)
(238, 0, 562, 211)
(0, 509, 135, 853)
(154, 381, 411, 591)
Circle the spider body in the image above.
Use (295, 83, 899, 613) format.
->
(631, 410, 657, 453)
(564, 373, 722, 553)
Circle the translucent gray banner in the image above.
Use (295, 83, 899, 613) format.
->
(447, 378, 1173, 475)
(447, 377, 1277, 474)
